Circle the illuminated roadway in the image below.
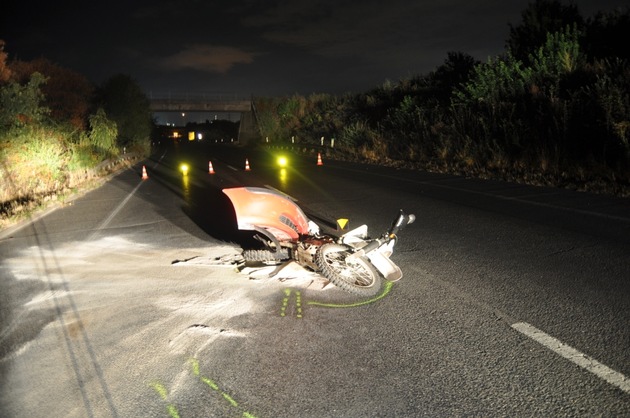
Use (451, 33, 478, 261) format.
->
(1, 141, 629, 416)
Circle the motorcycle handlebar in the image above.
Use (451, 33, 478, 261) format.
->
(354, 210, 415, 256)
(388, 210, 415, 236)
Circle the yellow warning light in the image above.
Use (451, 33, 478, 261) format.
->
(180, 163, 189, 175)
(337, 218, 349, 231)
(277, 156, 288, 167)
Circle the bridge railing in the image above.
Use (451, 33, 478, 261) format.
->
(147, 92, 250, 102)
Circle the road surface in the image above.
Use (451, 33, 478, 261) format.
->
(1, 141, 629, 417)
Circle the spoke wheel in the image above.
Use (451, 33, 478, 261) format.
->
(315, 243, 383, 297)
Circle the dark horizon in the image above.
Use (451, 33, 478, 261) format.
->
(2, 0, 627, 98)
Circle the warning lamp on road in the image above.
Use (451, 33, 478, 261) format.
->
(277, 156, 288, 167)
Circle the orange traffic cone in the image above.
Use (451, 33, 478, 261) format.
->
(208, 161, 215, 174)
(317, 153, 323, 166)
(141, 165, 149, 180)
(245, 158, 251, 171)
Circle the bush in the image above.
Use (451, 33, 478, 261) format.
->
(81, 108, 119, 158)
(0, 72, 49, 127)
(0, 125, 69, 202)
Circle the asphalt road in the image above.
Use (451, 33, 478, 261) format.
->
(1, 141, 629, 417)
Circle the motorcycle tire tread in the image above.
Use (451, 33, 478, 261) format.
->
(315, 243, 384, 297)
(242, 249, 289, 262)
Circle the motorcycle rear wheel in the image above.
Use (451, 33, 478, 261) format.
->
(242, 249, 289, 264)
(315, 243, 383, 297)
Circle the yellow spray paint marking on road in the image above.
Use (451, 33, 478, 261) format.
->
(280, 288, 291, 317)
(149, 282, 394, 418)
(222, 392, 239, 407)
(279, 288, 303, 318)
(279, 281, 394, 314)
(307, 281, 394, 308)
(149, 381, 181, 418)
(201, 376, 219, 391)
(296, 291, 303, 318)
(189, 358, 258, 418)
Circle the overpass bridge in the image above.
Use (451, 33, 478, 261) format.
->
(149, 93, 259, 143)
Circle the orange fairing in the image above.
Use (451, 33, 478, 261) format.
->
(222, 187, 310, 241)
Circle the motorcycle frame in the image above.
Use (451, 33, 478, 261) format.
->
(223, 186, 404, 281)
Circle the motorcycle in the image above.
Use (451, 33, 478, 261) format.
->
(222, 187, 415, 297)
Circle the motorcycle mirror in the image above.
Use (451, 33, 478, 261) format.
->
(389, 210, 414, 235)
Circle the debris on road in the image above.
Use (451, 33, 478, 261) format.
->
(172, 250, 333, 290)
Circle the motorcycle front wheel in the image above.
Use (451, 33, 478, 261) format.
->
(315, 243, 383, 297)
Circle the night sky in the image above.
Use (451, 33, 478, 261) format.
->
(2, 0, 627, 99)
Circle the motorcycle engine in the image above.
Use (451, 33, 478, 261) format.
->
(295, 236, 333, 270)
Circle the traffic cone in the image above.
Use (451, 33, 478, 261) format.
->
(141, 165, 149, 180)
(317, 153, 323, 166)
(245, 158, 251, 171)
(208, 161, 215, 174)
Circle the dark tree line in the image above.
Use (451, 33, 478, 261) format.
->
(256, 1, 630, 195)
(0, 40, 154, 209)
(0, 46, 153, 152)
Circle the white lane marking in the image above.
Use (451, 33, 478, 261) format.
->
(512, 322, 630, 394)
(227, 165, 238, 171)
(88, 181, 143, 240)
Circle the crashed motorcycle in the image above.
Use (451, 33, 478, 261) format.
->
(223, 187, 415, 297)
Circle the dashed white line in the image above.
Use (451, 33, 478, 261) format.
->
(512, 322, 630, 394)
